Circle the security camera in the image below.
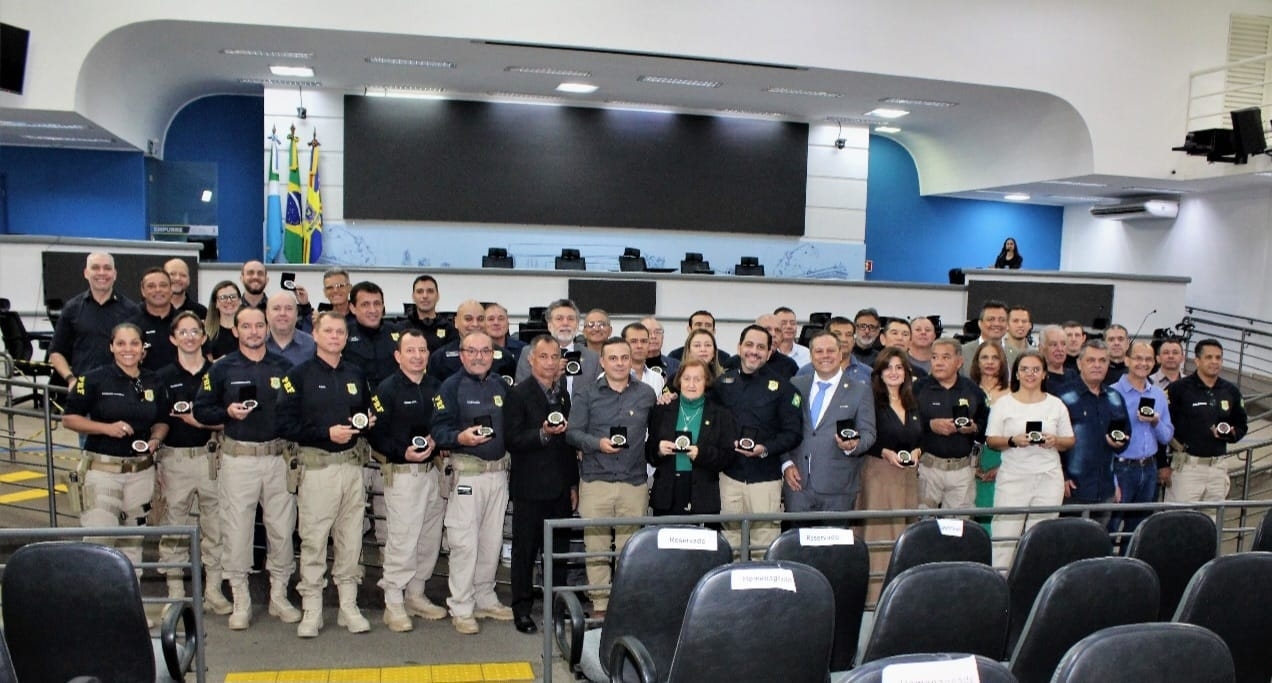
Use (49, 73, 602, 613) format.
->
(297, 106, 308, 120)
(834, 138, 846, 150)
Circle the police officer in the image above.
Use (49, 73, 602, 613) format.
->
(278, 311, 375, 638)
(193, 306, 300, 631)
(432, 330, 515, 635)
(914, 338, 990, 512)
(368, 329, 448, 632)
(403, 275, 455, 352)
(155, 311, 231, 613)
(1165, 338, 1248, 504)
(714, 324, 803, 555)
(343, 281, 400, 545)
(429, 299, 518, 383)
(50, 252, 141, 388)
(62, 322, 169, 574)
(130, 266, 180, 372)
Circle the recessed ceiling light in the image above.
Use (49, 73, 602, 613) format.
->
(825, 116, 875, 127)
(1045, 179, 1111, 188)
(1004, 193, 1031, 201)
(21, 135, 113, 143)
(879, 97, 958, 108)
(269, 65, 315, 78)
(487, 91, 563, 102)
(765, 87, 842, 98)
(556, 82, 598, 94)
(874, 125, 902, 133)
(605, 101, 677, 114)
(365, 86, 447, 99)
(0, 121, 87, 130)
(221, 49, 313, 59)
(719, 109, 785, 118)
(507, 66, 591, 77)
(865, 108, 909, 119)
(1121, 186, 1185, 194)
(365, 56, 456, 69)
(1046, 194, 1112, 203)
(239, 78, 324, 87)
(638, 75, 722, 88)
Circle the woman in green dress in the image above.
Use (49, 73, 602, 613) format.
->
(972, 341, 1010, 530)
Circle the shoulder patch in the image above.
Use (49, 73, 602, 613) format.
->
(433, 395, 445, 411)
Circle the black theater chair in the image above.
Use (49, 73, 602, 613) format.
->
(610, 561, 834, 683)
(1008, 557, 1159, 683)
(881, 518, 992, 589)
(1005, 517, 1111, 650)
(679, 252, 713, 274)
(1126, 509, 1217, 619)
(555, 248, 586, 271)
(1250, 510, 1272, 551)
(1052, 622, 1234, 683)
(765, 527, 869, 672)
(840, 653, 1018, 683)
(1174, 552, 1272, 683)
(555, 525, 732, 682)
(2, 541, 198, 683)
(860, 561, 1010, 664)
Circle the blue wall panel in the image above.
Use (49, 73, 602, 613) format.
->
(164, 95, 264, 263)
(0, 146, 146, 238)
(865, 136, 1063, 283)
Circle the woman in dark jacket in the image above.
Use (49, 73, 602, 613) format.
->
(646, 358, 737, 515)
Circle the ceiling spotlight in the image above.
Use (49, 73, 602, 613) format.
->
(865, 108, 909, 119)
(556, 82, 598, 94)
(269, 65, 315, 78)
(1004, 193, 1031, 201)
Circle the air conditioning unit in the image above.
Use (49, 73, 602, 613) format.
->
(1089, 199, 1179, 221)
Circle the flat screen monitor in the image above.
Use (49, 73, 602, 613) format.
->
(0, 23, 30, 95)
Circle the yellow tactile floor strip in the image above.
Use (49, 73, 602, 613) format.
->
(0, 471, 44, 484)
(0, 483, 65, 505)
(226, 662, 533, 683)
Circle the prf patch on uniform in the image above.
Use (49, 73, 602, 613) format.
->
(1221, 400, 1230, 411)
(75, 377, 86, 394)
(371, 395, 385, 414)
(281, 376, 296, 394)
(270, 377, 281, 389)
(792, 394, 802, 407)
(346, 383, 359, 395)
(433, 395, 446, 410)
(767, 380, 779, 391)
(958, 398, 970, 406)
(391, 332, 400, 342)
(493, 395, 503, 407)
(200, 373, 211, 391)
(143, 389, 154, 402)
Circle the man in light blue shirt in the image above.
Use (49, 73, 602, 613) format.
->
(1109, 341, 1174, 540)
(265, 291, 315, 367)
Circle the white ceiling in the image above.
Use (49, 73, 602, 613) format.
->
(4, 19, 1272, 206)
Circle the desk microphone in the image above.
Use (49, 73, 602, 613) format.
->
(1132, 309, 1158, 341)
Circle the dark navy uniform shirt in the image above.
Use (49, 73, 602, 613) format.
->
(403, 313, 456, 352)
(369, 369, 441, 463)
(432, 369, 508, 461)
(915, 374, 989, 459)
(712, 364, 803, 483)
(156, 358, 214, 448)
(65, 364, 169, 457)
(193, 350, 292, 442)
(428, 338, 518, 384)
(344, 320, 402, 392)
(1168, 373, 1248, 457)
(130, 306, 179, 372)
(277, 355, 371, 452)
(50, 290, 140, 375)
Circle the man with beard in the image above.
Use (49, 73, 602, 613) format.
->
(164, 258, 207, 318)
(852, 308, 883, 367)
(515, 299, 600, 395)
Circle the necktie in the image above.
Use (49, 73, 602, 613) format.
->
(810, 381, 831, 426)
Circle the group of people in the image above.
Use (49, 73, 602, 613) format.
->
(50, 253, 1247, 639)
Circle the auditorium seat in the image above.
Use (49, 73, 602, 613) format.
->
(555, 525, 731, 681)
(1126, 509, 1217, 619)
(1005, 517, 1111, 650)
(482, 247, 514, 268)
(609, 561, 834, 683)
(1008, 557, 1159, 683)
(555, 248, 586, 271)
(1174, 552, 1272, 683)
(860, 561, 1009, 664)
(2, 541, 198, 683)
(881, 518, 992, 589)
(765, 527, 869, 671)
(1052, 623, 1234, 683)
(1250, 510, 1272, 551)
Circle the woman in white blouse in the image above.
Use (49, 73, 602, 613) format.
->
(985, 350, 1076, 568)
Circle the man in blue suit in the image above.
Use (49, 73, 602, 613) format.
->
(783, 332, 877, 518)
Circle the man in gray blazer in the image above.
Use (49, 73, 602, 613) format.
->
(783, 332, 877, 516)
(515, 299, 599, 394)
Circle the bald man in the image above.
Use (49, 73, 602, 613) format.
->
(165, 258, 207, 318)
(428, 300, 518, 382)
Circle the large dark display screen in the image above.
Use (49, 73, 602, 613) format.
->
(344, 96, 808, 235)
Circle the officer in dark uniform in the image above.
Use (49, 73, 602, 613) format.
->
(155, 311, 231, 612)
(504, 334, 577, 634)
(50, 251, 141, 388)
(278, 311, 375, 638)
(429, 299, 518, 383)
(432, 330, 514, 634)
(344, 281, 402, 392)
(368, 328, 448, 632)
(914, 338, 990, 511)
(713, 324, 803, 555)
(62, 322, 169, 574)
(193, 306, 299, 631)
(130, 267, 180, 372)
(1164, 338, 1248, 504)
(402, 274, 456, 352)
